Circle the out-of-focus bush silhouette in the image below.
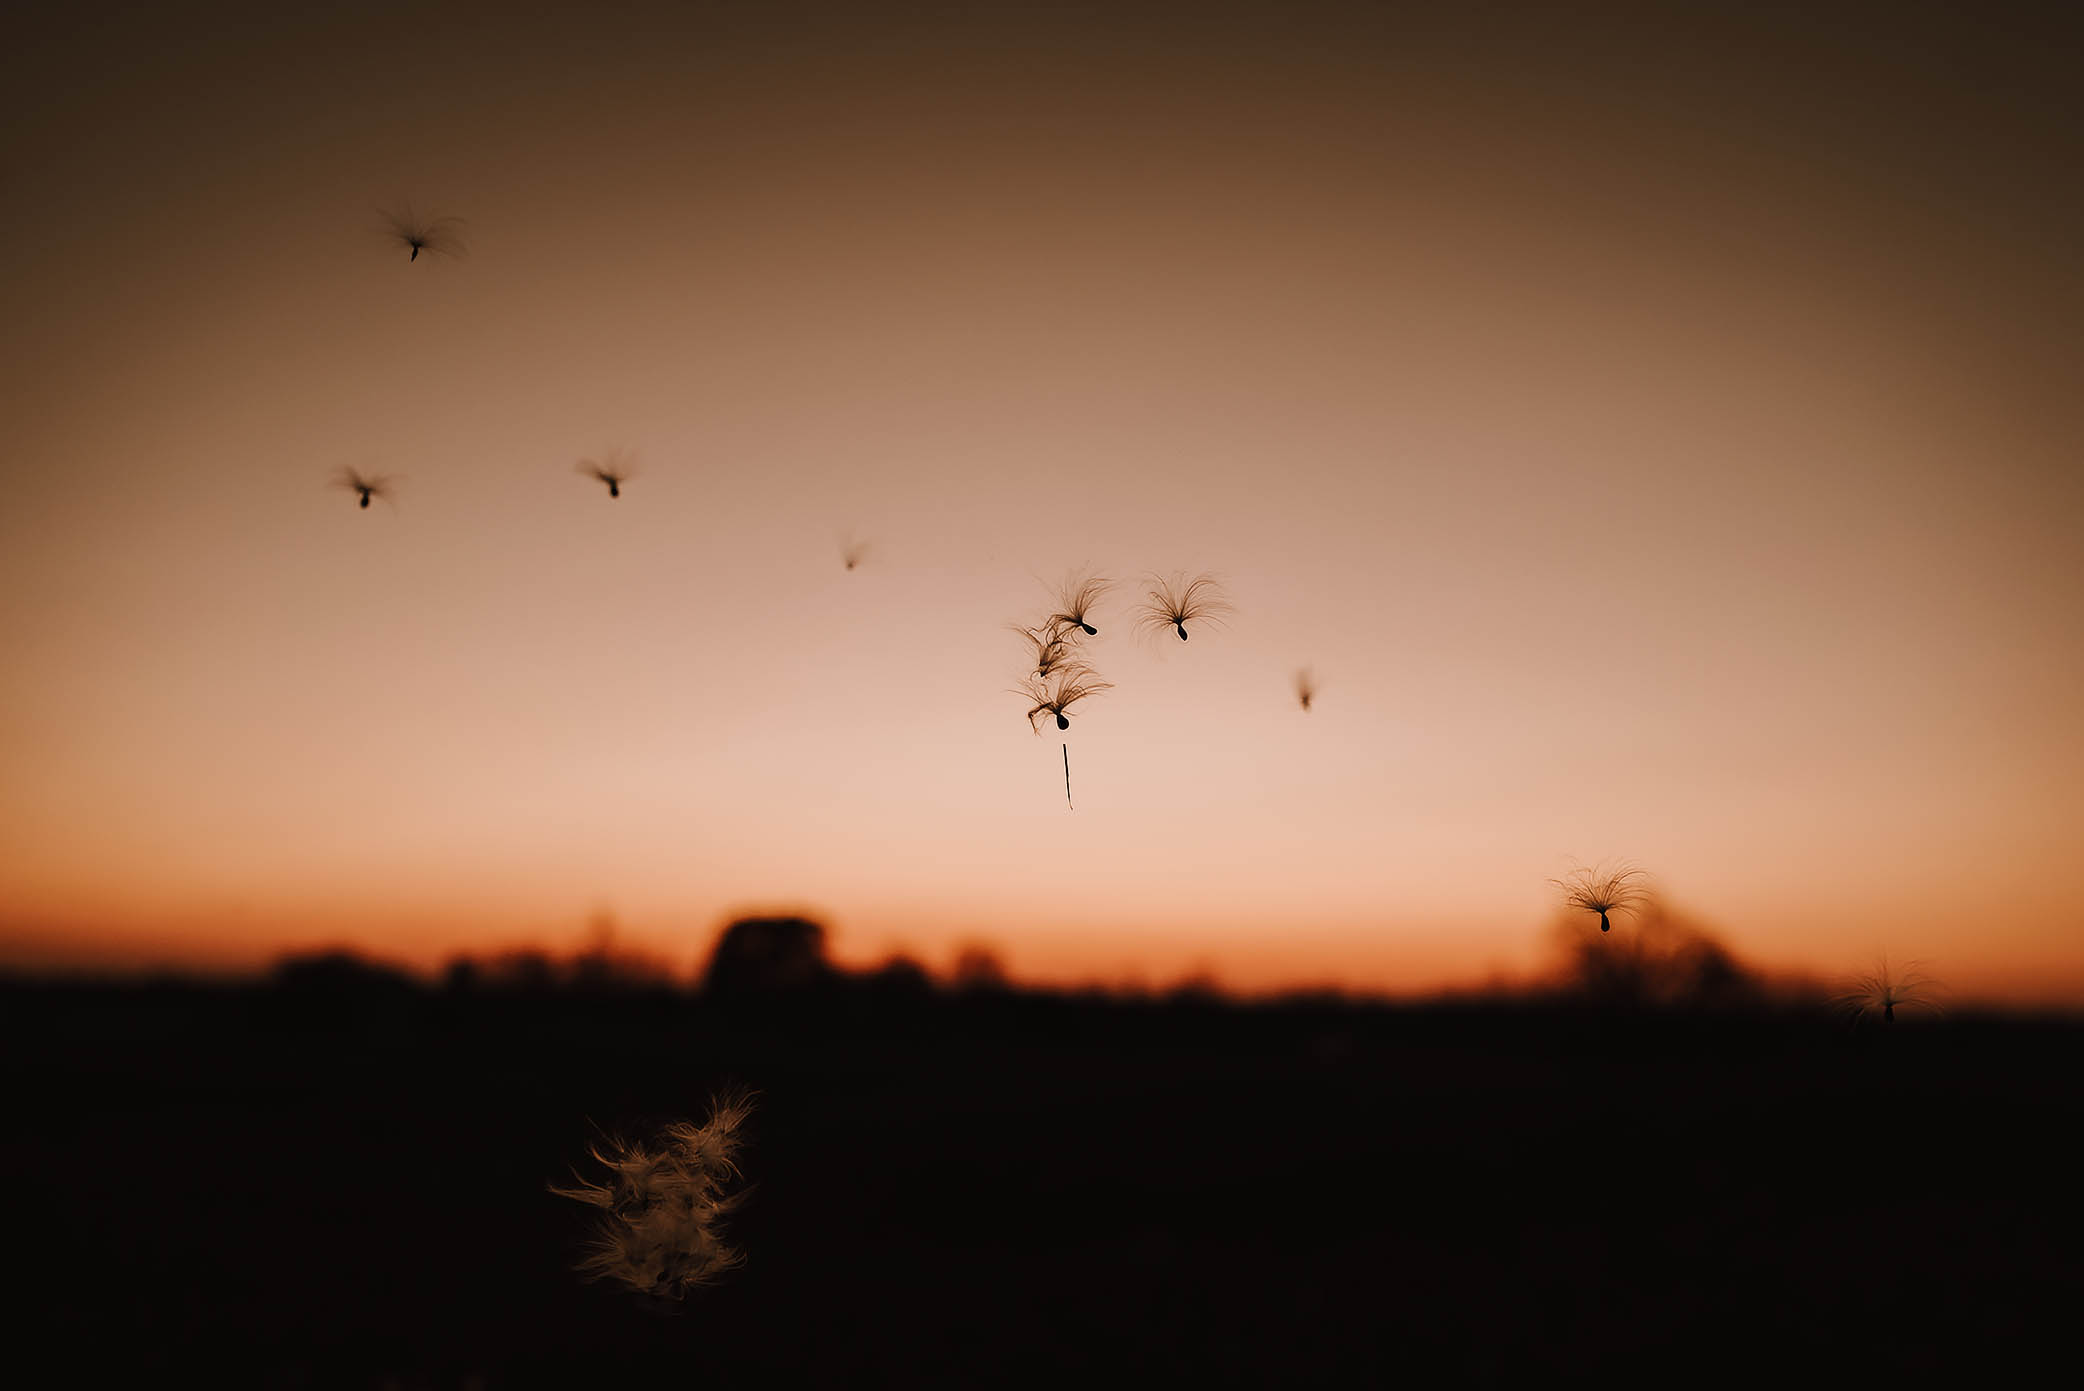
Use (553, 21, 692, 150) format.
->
(1543, 903, 1768, 1010)
(861, 953, 933, 1000)
(699, 916, 835, 996)
(567, 916, 678, 991)
(267, 949, 420, 1038)
(440, 928, 678, 995)
(439, 948, 570, 992)
(1164, 970, 1226, 1006)
(272, 949, 417, 996)
(472, 949, 562, 991)
(949, 943, 1010, 993)
(259, 906, 1799, 1016)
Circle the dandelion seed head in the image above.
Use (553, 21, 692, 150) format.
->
(578, 448, 636, 495)
(1833, 956, 1943, 1023)
(1134, 571, 1235, 643)
(1016, 666, 1113, 733)
(330, 467, 396, 504)
(1046, 570, 1113, 636)
(1550, 862, 1652, 925)
(549, 1090, 754, 1301)
(378, 204, 468, 261)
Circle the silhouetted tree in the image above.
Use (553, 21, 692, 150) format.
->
(272, 949, 416, 996)
(1550, 905, 1765, 1010)
(568, 915, 678, 991)
(700, 917, 835, 995)
(482, 948, 560, 991)
(950, 943, 1010, 993)
(1165, 971, 1225, 1006)
(860, 954, 934, 1000)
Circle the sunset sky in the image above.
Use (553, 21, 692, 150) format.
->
(3, 0, 2079, 1003)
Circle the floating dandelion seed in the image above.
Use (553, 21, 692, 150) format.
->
(1046, 570, 1112, 637)
(839, 534, 871, 571)
(330, 468, 396, 510)
(1018, 667, 1114, 733)
(1011, 619, 1081, 678)
(1834, 957, 1943, 1024)
(1135, 571, 1235, 643)
(548, 1090, 754, 1302)
(1551, 862, 1651, 933)
(578, 450, 635, 499)
(1010, 598, 1112, 810)
(378, 204, 467, 262)
(1295, 668, 1317, 712)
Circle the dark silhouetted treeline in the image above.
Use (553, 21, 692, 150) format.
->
(240, 907, 1841, 1017)
(3, 914, 2079, 1386)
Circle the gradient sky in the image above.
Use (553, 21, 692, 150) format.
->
(3, 0, 2080, 1002)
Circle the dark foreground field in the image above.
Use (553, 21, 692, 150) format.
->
(5, 973, 2079, 1386)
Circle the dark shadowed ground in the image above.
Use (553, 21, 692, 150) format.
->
(4, 958, 2078, 1386)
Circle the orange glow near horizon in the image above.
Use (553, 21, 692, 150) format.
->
(3, 3, 2081, 1007)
